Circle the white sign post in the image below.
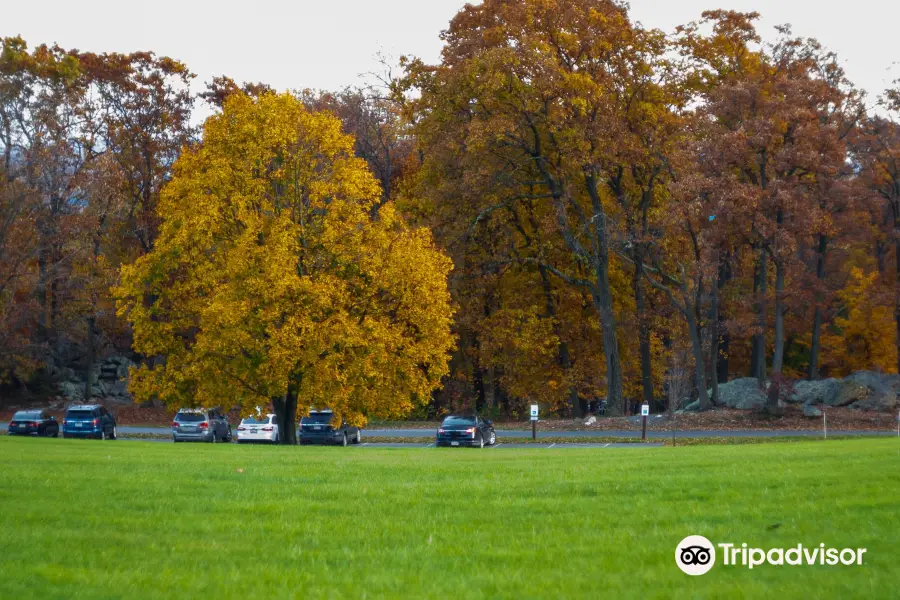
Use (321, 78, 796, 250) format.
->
(530, 404, 538, 440)
(640, 402, 650, 441)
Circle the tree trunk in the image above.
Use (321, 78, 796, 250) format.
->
(749, 252, 760, 379)
(633, 258, 655, 408)
(808, 234, 827, 380)
(708, 268, 720, 406)
(84, 316, 96, 401)
(272, 391, 298, 445)
(592, 284, 624, 416)
(482, 367, 497, 410)
(876, 238, 887, 275)
(896, 238, 900, 377)
(583, 173, 623, 415)
(717, 257, 731, 384)
(772, 257, 786, 374)
(752, 246, 768, 382)
(686, 298, 711, 410)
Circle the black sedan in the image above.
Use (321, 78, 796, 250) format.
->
(299, 410, 362, 446)
(7, 410, 59, 437)
(436, 415, 496, 448)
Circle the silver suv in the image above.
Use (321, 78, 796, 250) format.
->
(172, 408, 232, 443)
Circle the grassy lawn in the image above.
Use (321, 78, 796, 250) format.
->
(0, 438, 896, 599)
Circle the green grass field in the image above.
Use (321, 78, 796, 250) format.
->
(0, 437, 897, 599)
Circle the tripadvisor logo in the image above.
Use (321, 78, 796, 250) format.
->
(676, 535, 716, 576)
(675, 536, 867, 575)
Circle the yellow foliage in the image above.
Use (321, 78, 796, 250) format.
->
(115, 92, 456, 425)
(822, 268, 896, 376)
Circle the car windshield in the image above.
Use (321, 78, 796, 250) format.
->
(302, 413, 333, 424)
(241, 417, 270, 425)
(13, 411, 42, 420)
(66, 410, 95, 420)
(442, 416, 476, 427)
(176, 413, 206, 423)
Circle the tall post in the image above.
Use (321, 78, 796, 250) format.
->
(641, 402, 649, 442)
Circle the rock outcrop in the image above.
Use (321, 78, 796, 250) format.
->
(694, 371, 897, 413)
(56, 356, 135, 405)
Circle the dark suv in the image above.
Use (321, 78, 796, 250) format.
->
(62, 405, 117, 440)
(172, 408, 232, 443)
(299, 410, 361, 446)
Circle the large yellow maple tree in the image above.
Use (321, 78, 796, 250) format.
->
(115, 92, 455, 442)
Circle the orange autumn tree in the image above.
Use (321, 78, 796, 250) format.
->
(403, 0, 677, 414)
(116, 92, 455, 442)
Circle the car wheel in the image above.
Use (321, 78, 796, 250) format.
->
(342, 433, 348, 447)
(226, 430, 233, 443)
(354, 429, 362, 444)
(53, 430, 59, 438)
(488, 431, 496, 446)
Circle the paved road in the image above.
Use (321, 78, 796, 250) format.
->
(1, 422, 896, 438)
(379, 428, 898, 439)
(115, 439, 663, 448)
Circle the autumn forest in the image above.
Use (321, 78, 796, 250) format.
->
(2, 1, 900, 426)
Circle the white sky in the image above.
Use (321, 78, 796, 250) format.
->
(5, 0, 898, 115)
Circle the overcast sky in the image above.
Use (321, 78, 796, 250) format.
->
(5, 0, 898, 114)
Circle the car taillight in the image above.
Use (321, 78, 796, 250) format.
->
(9, 421, 16, 427)
(465, 427, 476, 435)
(92, 419, 99, 426)
(237, 426, 246, 431)
(438, 428, 445, 433)
(262, 426, 273, 431)
(199, 422, 209, 429)
(171, 421, 179, 428)
(32, 422, 40, 427)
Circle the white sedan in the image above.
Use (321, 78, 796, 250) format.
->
(236, 414, 279, 443)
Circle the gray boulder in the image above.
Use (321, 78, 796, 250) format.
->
(116, 362, 132, 379)
(790, 379, 838, 405)
(105, 380, 129, 398)
(59, 381, 84, 401)
(712, 378, 767, 410)
(830, 371, 899, 410)
(803, 404, 823, 418)
(677, 400, 702, 413)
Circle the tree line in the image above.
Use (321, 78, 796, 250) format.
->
(2, 1, 899, 422)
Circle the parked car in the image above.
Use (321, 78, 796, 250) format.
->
(7, 410, 59, 437)
(237, 413, 279, 444)
(436, 414, 496, 448)
(62, 405, 117, 440)
(299, 410, 361, 446)
(172, 408, 232, 443)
